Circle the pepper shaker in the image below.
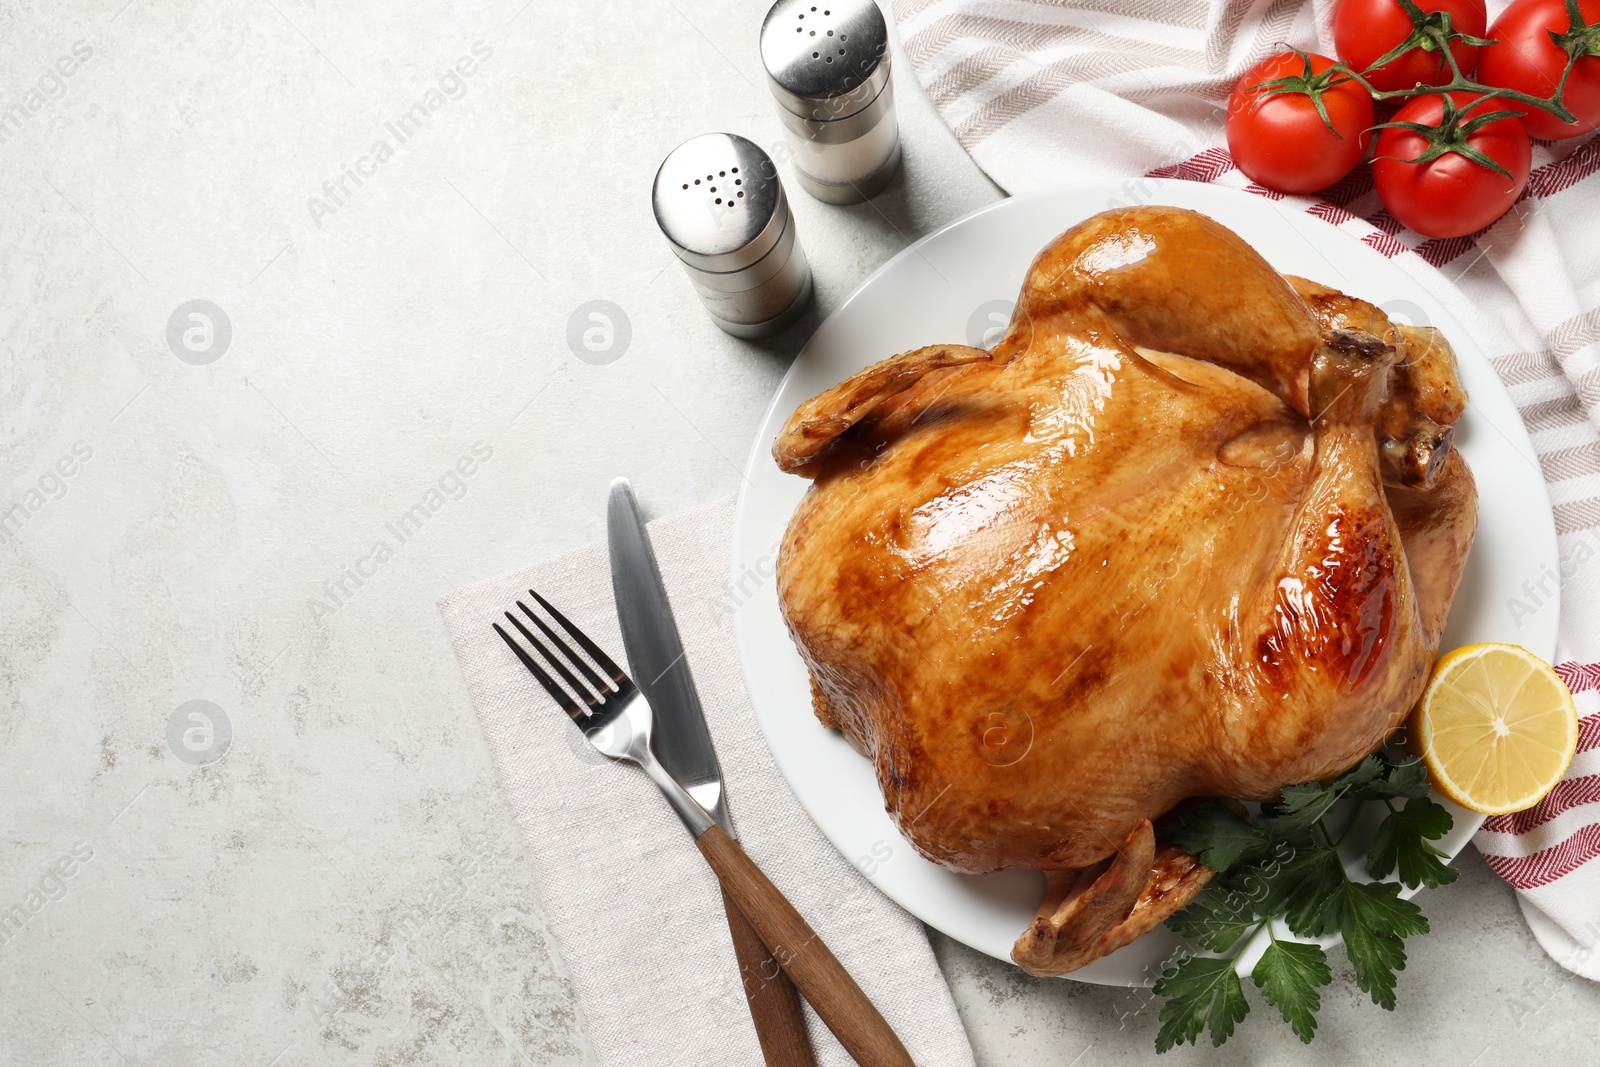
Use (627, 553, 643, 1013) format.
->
(652, 133, 812, 339)
(760, 0, 901, 204)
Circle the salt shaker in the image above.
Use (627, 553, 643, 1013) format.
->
(651, 133, 812, 338)
(760, 0, 901, 204)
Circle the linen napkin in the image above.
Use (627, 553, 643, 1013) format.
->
(437, 495, 977, 1067)
(890, 0, 1600, 979)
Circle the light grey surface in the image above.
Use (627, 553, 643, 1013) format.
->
(1, 1, 1596, 1065)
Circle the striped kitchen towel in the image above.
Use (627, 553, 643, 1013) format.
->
(891, 0, 1600, 978)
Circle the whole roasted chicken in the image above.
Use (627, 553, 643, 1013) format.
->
(772, 207, 1477, 976)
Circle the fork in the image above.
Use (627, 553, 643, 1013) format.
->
(495, 590, 914, 1067)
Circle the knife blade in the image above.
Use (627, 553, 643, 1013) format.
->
(606, 478, 817, 1067)
(606, 479, 730, 831)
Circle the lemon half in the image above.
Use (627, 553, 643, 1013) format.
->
(1410, 643, 1579, 816)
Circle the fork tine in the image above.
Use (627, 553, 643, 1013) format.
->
(517, 599, 614, 697)
(528, 588, 630, 687)
(493, 622, 585, 723)
(506, 610, 604, 712)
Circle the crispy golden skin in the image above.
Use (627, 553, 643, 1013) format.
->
(773, 207, 1477, 975)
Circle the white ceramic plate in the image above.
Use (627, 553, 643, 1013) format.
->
(730, 180, 1560, 986)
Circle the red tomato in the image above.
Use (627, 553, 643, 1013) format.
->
(1477, 0, 1600, 140)
(1372, 93, 1531, 238)
(1333, 0, 1488, 91)
(1226, 52, 1375, 194)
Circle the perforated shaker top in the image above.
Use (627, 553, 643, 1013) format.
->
(651, 133, 787, 274)
(760, 0, 889, 120)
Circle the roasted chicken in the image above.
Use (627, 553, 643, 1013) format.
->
(772, 206, 1477, 976)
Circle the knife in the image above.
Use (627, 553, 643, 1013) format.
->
(607, 478, 818, 1067)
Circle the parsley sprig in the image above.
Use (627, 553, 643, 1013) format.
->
(1152, 752, 1457, 1052)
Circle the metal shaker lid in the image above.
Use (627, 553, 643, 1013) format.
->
(760, 0, 890, 122)
(652, 133, 789, 274)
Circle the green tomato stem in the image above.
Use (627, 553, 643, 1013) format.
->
(1337, 0, 1586, 124)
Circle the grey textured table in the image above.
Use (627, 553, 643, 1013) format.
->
(2, 1, 1597, 1064)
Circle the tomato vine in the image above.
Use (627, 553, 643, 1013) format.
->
(1346, 0, 1596, 127)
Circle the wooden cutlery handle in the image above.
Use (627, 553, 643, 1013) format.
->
(697, 826, 914, 1067)
(721, 885, 818, 1067)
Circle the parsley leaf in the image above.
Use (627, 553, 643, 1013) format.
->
(1164, 887, 1262, 953)
(1251, 938, 1332, 1043)
(1262, 753, 1385, 834)
(1166, 803, 1271, 873)
(1348, 756, 1431, 801)
(1259, 843, 1344, 937)
(1260, 754, 1419, 838)
(1263, 781, 1342, 835)
(1366, 796, 1459, 890)
(1153, 749, 1455, 1051)
(1332, 754, 1386, 793)
(1324, 879, 1428, 1010)
(1153, 955, 1250, 1053)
